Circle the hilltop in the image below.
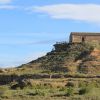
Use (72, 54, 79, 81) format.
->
(15, 42, 100, 76)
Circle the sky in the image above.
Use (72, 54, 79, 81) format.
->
(1, 0, 100, 67)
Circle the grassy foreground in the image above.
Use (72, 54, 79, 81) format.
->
(0, 78, 100, 100)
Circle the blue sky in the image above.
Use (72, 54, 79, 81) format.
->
(1, 0, 100, 67)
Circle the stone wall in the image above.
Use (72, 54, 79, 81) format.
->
(70, 34, 100, 43)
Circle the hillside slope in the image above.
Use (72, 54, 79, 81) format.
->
(19, 42, 100, 75)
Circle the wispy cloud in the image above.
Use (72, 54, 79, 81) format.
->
(0, 32, 66, 46)
(0, 0, 12, 4)
(0, 5, 17, 10)
(30, 4, 100, 23)
(0, 39, 63, 46)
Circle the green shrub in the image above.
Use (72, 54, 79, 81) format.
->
(59, 87, 67, 91)
(35, 89, 47, 96)
(79, 87, 91, 95)
(66, 87, 74, 96)
(79, 82, 87, 88)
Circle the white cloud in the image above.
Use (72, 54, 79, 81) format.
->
(31, 4, 100, 23)
(0, 5, 16, 10)
(0, 0, 16, 10)
(0, 0, 12, 4)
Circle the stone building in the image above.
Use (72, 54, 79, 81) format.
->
(70, 32, 100, 43)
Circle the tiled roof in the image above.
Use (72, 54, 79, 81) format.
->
(71, 32, 100, 36)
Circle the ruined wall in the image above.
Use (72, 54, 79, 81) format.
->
(71, 35, 100, 43)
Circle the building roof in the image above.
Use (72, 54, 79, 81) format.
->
(71, 32, 100, 36)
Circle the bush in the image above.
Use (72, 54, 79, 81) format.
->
(66, 82, 75, 87)
(59, 87, 67, 91)
(66, 87, 74, 96)
(79, 87, 91, 95)
(35, 89, 47, 96)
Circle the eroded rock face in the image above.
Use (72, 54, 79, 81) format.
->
(90, 48, 100, 57)
(78, 48, 100, 74)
